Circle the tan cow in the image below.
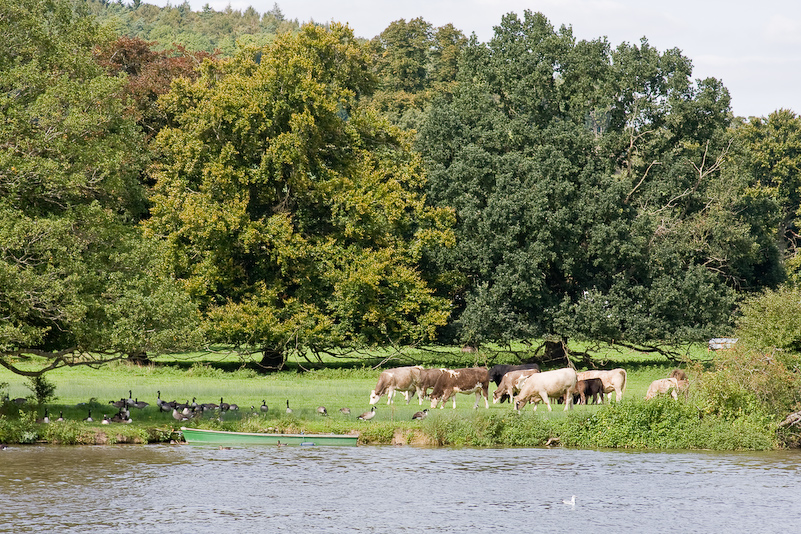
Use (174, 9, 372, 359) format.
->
(645, 377, 680, 400)
(492, 369, 541, 404)
(513, 367, 577, 412)
(576, 368, 627, 402)
(429, 367, 490, 409)
(369, 366, 425, 405)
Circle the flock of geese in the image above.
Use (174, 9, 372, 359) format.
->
(6, 390, 432, 424)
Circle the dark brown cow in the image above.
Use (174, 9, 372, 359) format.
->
(571, 378, 604, 405)
(429, 367, 490, 409)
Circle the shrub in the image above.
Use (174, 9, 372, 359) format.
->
(690, 348, 801, 419)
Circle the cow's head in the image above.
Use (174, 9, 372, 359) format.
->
(369, 390, 381, 405)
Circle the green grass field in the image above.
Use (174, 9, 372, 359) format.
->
(1, 343, 701, 430)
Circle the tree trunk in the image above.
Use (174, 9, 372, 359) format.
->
(259, 348, 285, 370)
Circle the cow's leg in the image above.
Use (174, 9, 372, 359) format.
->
(483, 388, 489, 409)
(387, 387, 394, 405)
(539, 392, 552, 412)
(564, 391, 572, 411)
(451, 392, 457, 409)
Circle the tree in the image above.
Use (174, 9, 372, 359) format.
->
(94, 36, 217, 139)
(366, 18, 467, 130)
(145, 23, 454, 368)
(735, 110, 801, 282)
(418, 10, 777, 351)
(0, 0, 200, 376)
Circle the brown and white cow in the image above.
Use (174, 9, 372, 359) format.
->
(492, 368, 541, 404)
(429, 367, 490, 409)
(570, 377, 605, 405)
(644, 377, 680, 400)
(576, 368, 627, 402)
(513, 367, 577, 412)
(369, 366, 425, 405)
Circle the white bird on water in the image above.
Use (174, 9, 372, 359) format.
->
(563, 495, 576, 506)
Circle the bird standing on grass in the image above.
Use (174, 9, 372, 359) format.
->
(260, 400, 269, 413)
(412, 409, 428, 420)
(317, 406, 328, 416)
(357, 406, 377, 421)
(286, 400, 293, 414)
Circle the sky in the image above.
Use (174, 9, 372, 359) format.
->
(155, 0, 801, 118)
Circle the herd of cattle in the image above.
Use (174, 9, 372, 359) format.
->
(369, 364, 687, 411)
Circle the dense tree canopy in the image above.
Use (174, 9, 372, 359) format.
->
(0, 0, 200, 376)
(2, 1, 800, 376)
(145, 23, 454, 367)
(418, 11, 782, 349)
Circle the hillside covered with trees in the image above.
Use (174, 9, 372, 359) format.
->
(3, 0, 801, 379)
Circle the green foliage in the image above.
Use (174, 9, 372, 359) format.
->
(736, 286, 801, 356)
(562, 398, 775, 450)
(0, 0, 200, 376)
(419, 10, 772, 348)
(26, 375, 57, 405)
(88, 0, 300, 56)
(147, 23, 454, 364)
(691, 348, 801, 419)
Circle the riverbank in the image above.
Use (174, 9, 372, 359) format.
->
(0, 346, 790, 450)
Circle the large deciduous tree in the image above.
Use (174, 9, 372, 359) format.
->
(418, 10, 780, 351)
(145, 23, 454, 367)
(0, 0, 200, 376)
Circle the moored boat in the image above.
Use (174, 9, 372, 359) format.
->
(181, 427, 359, 446)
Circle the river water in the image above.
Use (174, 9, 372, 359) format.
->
(0, 444, 799, 533)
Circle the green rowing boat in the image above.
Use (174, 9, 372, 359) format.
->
(181, 427, 359, 446)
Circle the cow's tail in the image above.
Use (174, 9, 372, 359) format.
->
(621, 369, 628, 396)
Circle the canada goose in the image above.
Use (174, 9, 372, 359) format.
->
(111, 408, 133, 423)
(219, 398, 230, 412)
(132, 398, 149, 409)
(190, 397, 199, 410)
(339, 407, 351, 415)
(84, 410, 93, 422)
(172, 407, 189, 421)
(37, 409, 50, 424)
(317, 406, 328, 416)
(56, 411, 64, 422)
(285, 400, 292, 414)
(412, 409, 428, 420)
(126, 390, 135, 406)
(101, 414, 111, 425)
(227, 402, 239, 411)
(109, 398, 127, 409)
(11, 397, 26, 405)
(260, 400, 269, 413)
(357, 406, 377, 421)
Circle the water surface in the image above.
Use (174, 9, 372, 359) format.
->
(1, 444, 799, 532)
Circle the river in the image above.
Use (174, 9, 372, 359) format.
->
(1, 444, 799, 532)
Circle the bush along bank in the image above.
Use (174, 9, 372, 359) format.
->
(0, 398, 781, 450)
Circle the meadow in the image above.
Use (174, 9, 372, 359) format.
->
(0, 343, 780, 450)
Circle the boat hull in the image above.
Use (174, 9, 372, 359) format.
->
(181, 427, 358, 446)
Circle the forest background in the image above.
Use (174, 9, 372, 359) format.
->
(2, 0, 801, 428)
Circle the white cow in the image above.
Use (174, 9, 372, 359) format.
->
(513, 367, 577, 412)
(576, 368, 627, 402)
(369, 366, 425, 405)
(645, 377, 680, 400)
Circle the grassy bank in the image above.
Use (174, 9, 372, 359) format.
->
(0, 345, 785, 450)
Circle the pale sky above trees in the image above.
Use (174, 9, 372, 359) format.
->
(151, 0, 801, 119)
